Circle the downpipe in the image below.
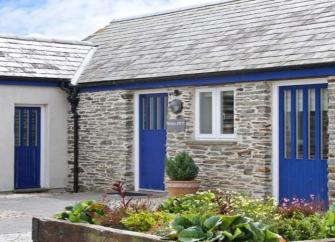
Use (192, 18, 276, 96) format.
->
(61, 82, 80, 193)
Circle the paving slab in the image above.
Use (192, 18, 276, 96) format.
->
(0, 192, 105, 241)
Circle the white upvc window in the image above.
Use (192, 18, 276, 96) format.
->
(195, 87, 236, 140)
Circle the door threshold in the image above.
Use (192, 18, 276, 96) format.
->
(14, 188, 49, 193)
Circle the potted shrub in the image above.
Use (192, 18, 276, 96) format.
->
(165, 152, 200, 196)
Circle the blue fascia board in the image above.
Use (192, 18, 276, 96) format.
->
(80, 65, 335, 93)
(0, 80, 61, 87)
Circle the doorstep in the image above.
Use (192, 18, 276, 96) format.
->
(13, 188, 50, 193)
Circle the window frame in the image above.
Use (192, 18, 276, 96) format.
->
(195, 87, 236, 140)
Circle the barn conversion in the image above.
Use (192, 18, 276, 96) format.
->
(2, 0, 335, 205)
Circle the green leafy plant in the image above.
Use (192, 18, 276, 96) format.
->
(54, 200, 106, 224)
(159, 191, 217, 214)
(167, 214, 282, 242)
(270, 212, 326, 241)
(121, 211, 173, 232)
(166, 152, 199, 181)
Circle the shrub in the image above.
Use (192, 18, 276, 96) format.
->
(229, 193, 279, 224)
(159, 191, 217, 214)
(167, 214, 282, 242)
(166, 152, 199, 181)
(121, 211, 173, 232)
(270, 213, 326, 241)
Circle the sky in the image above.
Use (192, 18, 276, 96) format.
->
(0, 0, 217, 40)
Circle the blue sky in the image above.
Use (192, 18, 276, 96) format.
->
(0, 0, 216, 40)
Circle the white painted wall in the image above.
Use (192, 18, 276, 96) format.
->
(0, 85, 68, 191)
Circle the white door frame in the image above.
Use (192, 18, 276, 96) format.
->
(133, 89, 169, 191)
(271, 78, 328, 200)
(13, 104, 48, 189)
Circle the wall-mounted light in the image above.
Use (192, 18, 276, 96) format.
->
(173, 90, 181, 96)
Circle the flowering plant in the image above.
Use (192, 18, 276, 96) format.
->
(278, 195, 325, 218)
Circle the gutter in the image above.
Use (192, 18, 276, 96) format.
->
(61, 82, 80, 193)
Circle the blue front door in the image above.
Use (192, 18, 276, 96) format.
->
(14, 107, 41, 189)
(279, 84, 328, 203)
(139, 93, 168, 190)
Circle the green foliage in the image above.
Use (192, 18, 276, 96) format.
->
(159, 191, 277, 223)
(166, 152, 199, 181)
(159, 191, 217, 214)
(324, 209, 335, 238)
(167, 214, 281, 242)
(231, 194, 279, 224)
(270, 212, 326, 241)
(54, 200, 106, 225)
(121, 211, 173, 232)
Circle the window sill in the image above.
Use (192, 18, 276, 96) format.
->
(186, 139, 238, 145)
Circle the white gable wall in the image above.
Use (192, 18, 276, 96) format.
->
(0, 85, 68, 191)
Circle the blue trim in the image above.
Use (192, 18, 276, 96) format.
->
(0, 80, 62, 87)
(80, 65, 335, 93)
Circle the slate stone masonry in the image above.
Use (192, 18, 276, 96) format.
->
(68, 90, 134, 191)
(166, 82, 273, 197)
(68, 81, 274, 198)
(327, 78, 335, 204)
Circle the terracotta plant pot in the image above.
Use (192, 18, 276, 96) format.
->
(165, 180, 201, 196)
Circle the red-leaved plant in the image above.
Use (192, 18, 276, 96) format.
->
(278, 195, 325, 218)
(112, 181, 151, 212)
(112, 181, 134, 210)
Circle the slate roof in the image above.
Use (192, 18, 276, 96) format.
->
(0, 35, 96, 80)
(79, 0, 335, 84)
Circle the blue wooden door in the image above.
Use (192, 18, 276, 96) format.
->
(14, 107, 41, 189)
(139, 93, 168, 190)
(279, 84, 328, 203)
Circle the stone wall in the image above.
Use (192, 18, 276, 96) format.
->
(327, 78, 335, 204)
(68, 81, 273, 197)
(68, 90, 134, 192)
(166, 82, 273, 198)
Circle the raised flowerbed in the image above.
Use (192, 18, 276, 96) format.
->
(32, 217, 335, 242)
(32, 217, 164, 242)
(37, 155, 335, 242)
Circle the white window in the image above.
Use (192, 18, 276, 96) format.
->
(195, 87, 235, 140)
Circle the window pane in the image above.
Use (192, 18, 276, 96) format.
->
(321, 88, 328, 159)
(23, 110, 29, 146)
(199, 92, 212, 134)
(284, 90, 291, 159)
(15, 110, 20, 147)
(309, 89, 316, 160)
(31, 110, 38, 146)
(156, 97, 161, 130)
(221, 91, 234, 134)
(296, 89, 303, 159)
(149, 97, 154, 130)
(142, 97, 146, 130)
(163, 95, 168, 129)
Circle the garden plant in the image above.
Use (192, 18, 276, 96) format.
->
(54, 181, 335, 242)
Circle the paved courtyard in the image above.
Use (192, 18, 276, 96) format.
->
(0, 192, 104, 242)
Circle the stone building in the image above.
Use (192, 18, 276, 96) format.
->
(3, 0, 335, 205)
(69, 0, 335, 204)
